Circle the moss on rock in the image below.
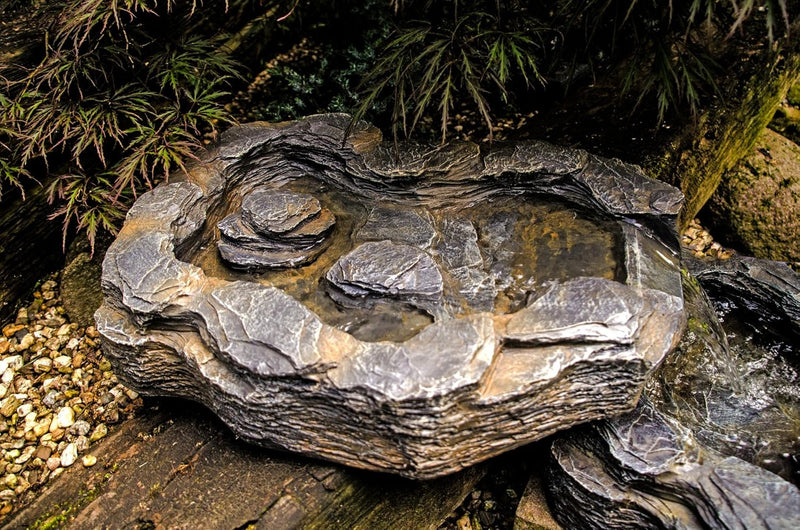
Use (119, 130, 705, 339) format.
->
(707, 127, 800, 263)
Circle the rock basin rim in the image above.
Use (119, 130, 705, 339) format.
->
(95, 114, 686, 479)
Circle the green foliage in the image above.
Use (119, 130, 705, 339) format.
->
(242, 0, 392, 124)
(0, 0, 795, 249)
(0, 0, 240, 250)
(354, 0, 795, 141)
(351, 8, 547, 142)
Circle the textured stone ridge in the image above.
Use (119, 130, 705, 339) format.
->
(96, 114, 685, 479)
(217, 188, 334, 269)
(546, 399, 800, 529)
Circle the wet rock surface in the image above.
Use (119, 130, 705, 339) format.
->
(218, 188, 335, 269)
(546, 398, 800, 529)
(686, 252, 800, 338)
(649, 253, 800, 484)
(545, 253, 800, 528)
(327, 240, 444, 301)
(97, 114, 685, 479)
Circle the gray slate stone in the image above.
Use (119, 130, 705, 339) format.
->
(356, 207, 436, 248)
(242, 189, 322, 234)
(327, 240, 444, 300)
(96, 114, 685, 479)
(216, 187, 334, 270)
(546, 399, 800, 529)
(686, 252, 800, 336)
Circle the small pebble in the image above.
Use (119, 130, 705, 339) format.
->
(15, 403, 33, 418)
(4, 357, 22, 372)
(16, 334, 34, 351)
(33, 357, 53, 373)
(54, 407, 75, 430)
(53, 356, 72, 373)
(69, 420, 91, 437)
(34, 446, 52, 460)
(59, 443, 78, 467)
(46, 456, 61, 471)
(0, 273, 140, 519)
(89, 423, 108, 443)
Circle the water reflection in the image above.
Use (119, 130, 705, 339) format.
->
(189, 175, 624, 342)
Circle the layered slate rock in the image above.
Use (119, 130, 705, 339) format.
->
(685, 252, 800, 337)
(326, 241, 444, 316)
(217, 188, 335, 269)
(546, 399, 800, 529)
(96, 114, 685, 479)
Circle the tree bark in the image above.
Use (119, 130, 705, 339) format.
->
(646, 46, 800, 229)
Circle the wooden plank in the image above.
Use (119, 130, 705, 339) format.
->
(6, 405, 172, 529)
(7, 400, 486, 529)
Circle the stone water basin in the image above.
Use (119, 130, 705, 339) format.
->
(95, 114, 685, 479)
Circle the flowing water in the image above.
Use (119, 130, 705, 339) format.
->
(648, 275, 800, 484)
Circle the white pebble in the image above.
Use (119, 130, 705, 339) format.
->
(42, 377, 60, 391)
(33, 357, 53, 373)
(33, 417, 52, 437)
(15, 403, 33, 418)
(53, 407, 74, 430)
(60, 443, 78, 467)
(53, 356, 72, 373)
(81, 454, 97, 467)
(56, 324, 72, 337)
(5, 356, 23, 371)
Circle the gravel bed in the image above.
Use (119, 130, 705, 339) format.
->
(0, 275, 142, 520)
(681, 218, 735, 259)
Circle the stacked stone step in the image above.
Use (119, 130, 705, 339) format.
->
(218, 189, 335, 269)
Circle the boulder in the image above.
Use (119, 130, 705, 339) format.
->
(96, 114, 685, 479)
(708, 128, 800, 263)
(546, 399, 800, 529)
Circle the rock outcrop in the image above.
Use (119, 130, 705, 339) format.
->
(708, 128, 800, 263)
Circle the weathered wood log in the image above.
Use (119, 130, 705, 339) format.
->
(7, 400, 486, 530)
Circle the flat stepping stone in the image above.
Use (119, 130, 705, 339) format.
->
(217, 188, 335, 270)
(242, 189, 322, 235)
(326, 240, 444, 299)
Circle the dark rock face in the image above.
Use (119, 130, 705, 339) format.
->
(686, 252, 800, 338)
(96, 114, 685, 479)
(546, 399, 800, 529)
